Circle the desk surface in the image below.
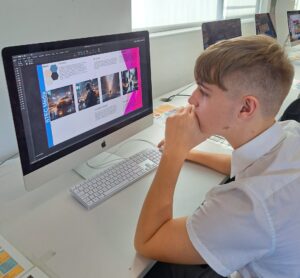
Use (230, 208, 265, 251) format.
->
(0, 76, 299, 277)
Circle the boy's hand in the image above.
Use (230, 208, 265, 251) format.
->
(161, 105, 207, 159)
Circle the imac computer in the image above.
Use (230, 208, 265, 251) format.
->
(287, 10, 300, 46)
(2, 31, 153, 191)
(255, 13, 277, 38)
(202, 18, 242, 49)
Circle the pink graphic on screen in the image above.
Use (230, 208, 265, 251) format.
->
(121, 48, 143, 114)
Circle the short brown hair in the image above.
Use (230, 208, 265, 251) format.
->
(194, 35, 294, 116)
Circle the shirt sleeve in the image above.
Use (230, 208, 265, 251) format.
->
(186, 183, 274, 277)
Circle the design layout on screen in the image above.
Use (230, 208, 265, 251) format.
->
(37, 48, 142, 147)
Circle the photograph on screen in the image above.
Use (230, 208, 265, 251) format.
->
(101, 73, 121, 102)
(76, 79, 100, 111)
(202, 18, 241, 49)
(47, 85, 76, 121)
(121, 68, 138, 95)
(255, 13, 277, 38)
(287, 10, 300, 44)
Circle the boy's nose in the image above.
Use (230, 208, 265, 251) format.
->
(188, 90, 197, 106)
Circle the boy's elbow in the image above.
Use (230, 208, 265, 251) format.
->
(134, 237, 146, 256)
(134, 237, 153, 259)
(134, 237, 140, 253)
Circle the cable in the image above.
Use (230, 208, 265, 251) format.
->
(160, 94, 191, 102)
(160, 82, 195, 102)
(86, 138, 157, 169)
(0, 152, 19, 167)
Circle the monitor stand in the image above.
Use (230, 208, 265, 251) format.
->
(73, 152, 122, 180)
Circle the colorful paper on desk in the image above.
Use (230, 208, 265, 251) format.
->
(153, 104, 177, 118)
(0, 234, 32, 278)
(153, 104, 178, 126)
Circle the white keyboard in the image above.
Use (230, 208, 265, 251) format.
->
(70, 148, 162, 209)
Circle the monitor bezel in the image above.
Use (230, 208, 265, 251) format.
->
(2, 31, 153, 188)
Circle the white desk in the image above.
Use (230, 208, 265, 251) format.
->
(0, 76, 299, 277)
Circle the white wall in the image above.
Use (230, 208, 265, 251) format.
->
(150, 30, 201, 98)
(0, 0, 131, 161)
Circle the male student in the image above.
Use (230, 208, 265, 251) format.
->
(134, 35, 300, 278)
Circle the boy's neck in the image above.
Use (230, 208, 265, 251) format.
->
(227, 118, 276, 150)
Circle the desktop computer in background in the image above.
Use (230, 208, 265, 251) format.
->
(2, 31, 153, 192)
(255, 13, 277, 38)
(201, 18, 242, 49)
(287, 10, 300, 46)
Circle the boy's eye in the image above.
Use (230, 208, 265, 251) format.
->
(199, 88, 209, 97)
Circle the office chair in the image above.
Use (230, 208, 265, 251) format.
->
(279, 98, 300, 122)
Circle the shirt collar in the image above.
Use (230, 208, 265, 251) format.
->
(231, 122, 286, 178)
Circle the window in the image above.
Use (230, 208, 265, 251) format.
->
(224, 0, 260, 19)
(132, 0, 262, 32)
(131, 0, 220, 31)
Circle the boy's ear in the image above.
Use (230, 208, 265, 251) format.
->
(239, 95, 258, 119)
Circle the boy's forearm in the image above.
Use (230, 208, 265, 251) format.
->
(186, 149, 231, 175)
(134, 152, 184, 250)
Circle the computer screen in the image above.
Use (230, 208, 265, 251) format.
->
(255, 13, 277, 38)
(287, 10, 300, 46)
(202, 18, 242, 49)
(2, 31, 153, 191)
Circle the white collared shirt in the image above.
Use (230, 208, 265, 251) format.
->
(187, 120, 300, 278)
